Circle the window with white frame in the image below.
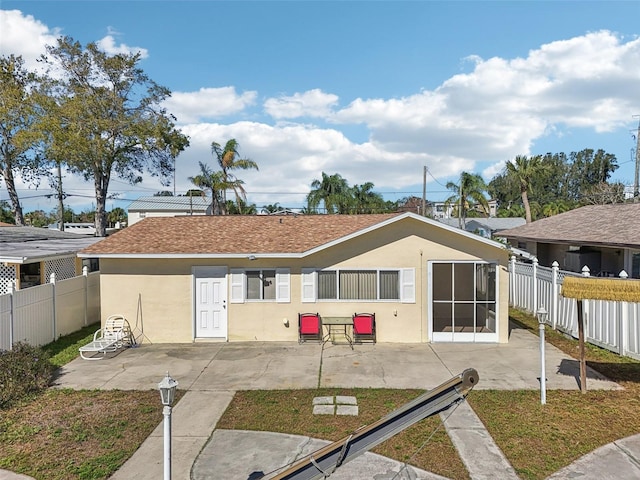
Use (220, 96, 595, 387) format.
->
(247, 270, 276, 300)
(303, 268, 414, 302)
(230, 269, 290, 303)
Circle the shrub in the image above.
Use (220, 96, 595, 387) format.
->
(0, 342, 56, 409)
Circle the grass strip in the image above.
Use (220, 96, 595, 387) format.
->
(217, 388, 470, 479)
(467, 309, 640, 479)
(0, 389, 163, 480)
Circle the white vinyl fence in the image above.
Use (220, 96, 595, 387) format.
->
(0, 268, 100, 351)
(510, 256, 640, 360)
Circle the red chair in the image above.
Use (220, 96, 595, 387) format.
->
(298, 313, 322, 343)
(353, 313, 376, 343)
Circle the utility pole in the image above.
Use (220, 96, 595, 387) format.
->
(634, 115, 640, 202)
(421, 166, 427, 216)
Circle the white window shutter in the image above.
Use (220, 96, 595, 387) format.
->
(230, 269, 245, 303)
(401, 268, 415, 303)
(301, 268, 316, 303)
(276, 269, 290, 303)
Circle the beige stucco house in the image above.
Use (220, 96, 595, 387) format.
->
(79, 212, 510, 344)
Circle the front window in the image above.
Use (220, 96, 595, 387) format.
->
(246, 270, 276, 300)
(317, 269, 400, 300)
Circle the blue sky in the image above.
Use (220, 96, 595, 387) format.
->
(2, 1, 640, 214)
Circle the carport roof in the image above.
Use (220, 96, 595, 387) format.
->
(79, 212, 508, 258)
(0, 225, 102, 263)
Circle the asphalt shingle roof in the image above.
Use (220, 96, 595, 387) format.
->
(499, 204, 640, 248)
(81, 214, 402, 256)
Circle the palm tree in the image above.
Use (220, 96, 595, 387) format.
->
(261, 203, 281, 214)
(445, 172, 489, 228)
(307, 172, 352, 214)
(505, 155, 542, 223)
(351, 182, 387, 213)
(211, 139, 258, 215)
(188, 162, 224, 215)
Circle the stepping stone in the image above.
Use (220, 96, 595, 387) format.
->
(336, 405, 359, 416)
(312, 396, 359, 415)
(313, 405, 335, 415)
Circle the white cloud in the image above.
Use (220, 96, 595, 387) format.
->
(0, 9, 60, 71)
(164, 87, 258, 124)
(96, 34, 148, 58)
(264, 89, 339, 119)
(331, 29, 640, 179)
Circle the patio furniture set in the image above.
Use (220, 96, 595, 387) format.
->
(298, 312, 376, 348)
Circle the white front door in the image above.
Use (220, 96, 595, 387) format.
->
(194, 266, 227, 339)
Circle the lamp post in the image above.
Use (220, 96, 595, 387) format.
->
(536, 307, 548, 405)
(158, 372, 178, 480)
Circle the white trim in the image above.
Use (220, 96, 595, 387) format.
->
(400, 268, 416, 303)
(276, 268, 290, 303)
(229, 269, 245, 303)
(301, 268, 316, 302)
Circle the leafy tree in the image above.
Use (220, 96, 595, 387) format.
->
(226, 198, 257, 215)
(307, 172, 352, 214)
(24, 209, 50, 227)
(211, 139, 258, 215)
(568, 149, 619, 201)
(581, 181, 626, 205)
(107, 207, 127, 227)
(445, 172, 489, 228)
(0, 55, 46, 226)
(79, 209, 96, 223)
(41, 37, 189, 236)
(0, 201, 15, 224)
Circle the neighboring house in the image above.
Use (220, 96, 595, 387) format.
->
(127, 196, 213, 226)
(47, 223, 97, 235)
(80, 212, 510, 344)
(430, 200, 498, 220)
(437, 217, 526, 239)
(499, 204, 640, 278)
(0, 225, 102, 295)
